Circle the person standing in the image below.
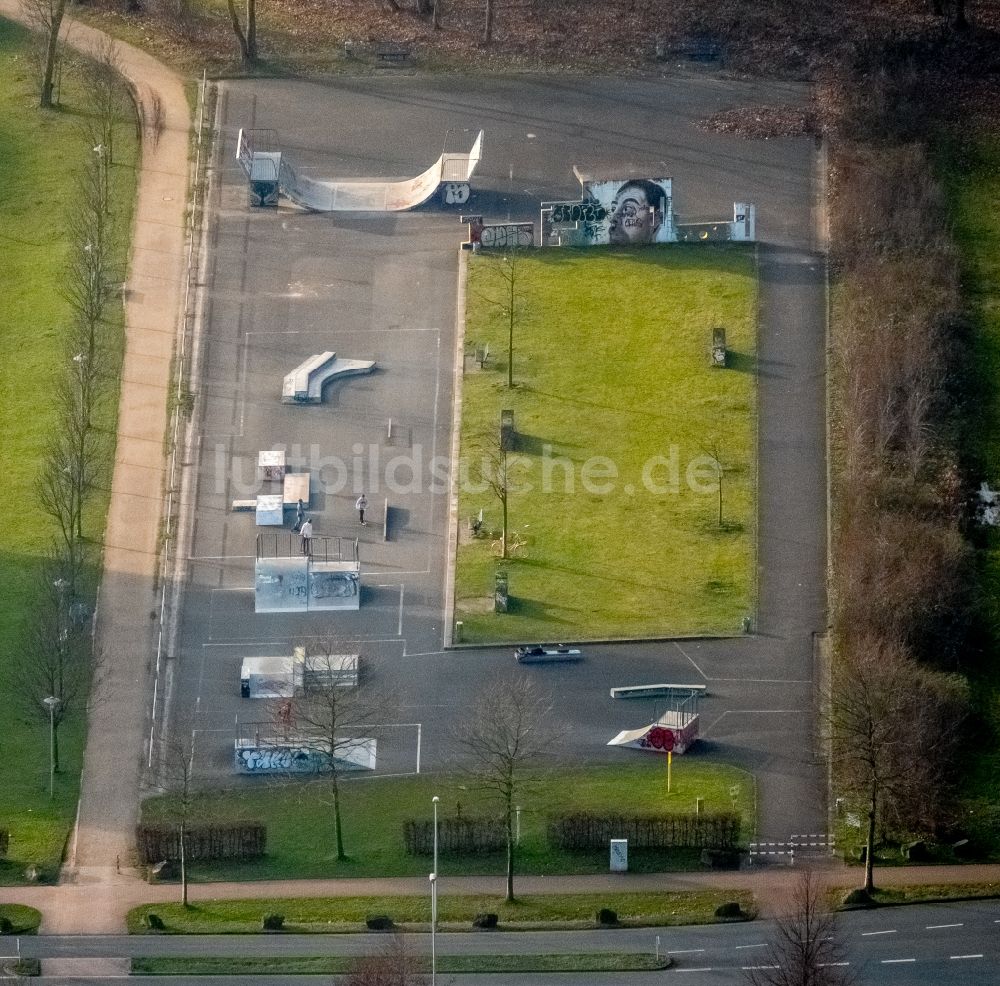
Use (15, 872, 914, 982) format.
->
(300, 517, 313, 555)
(356, 493, 368, 526)
(294, 498, 305, 532)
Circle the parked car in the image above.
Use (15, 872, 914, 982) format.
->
(514, 644, 583, 663)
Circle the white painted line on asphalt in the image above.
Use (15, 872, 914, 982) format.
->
(950, 955, 983, 960)
(735, 943, 767, 949)
(742, 965, 779, 971)
(677, 969, 713, 973)
(862, 930, 897, 936)
(927, 923, 963, 929)
(667, 950, 705, 955)
(881, 958, 915, 964)
(673, 641, 709, 679)
(818, 963, 850, 967)
(398, 583, 405, 636)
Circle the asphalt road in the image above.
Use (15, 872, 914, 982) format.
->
(11, 900, 1000, 983)
(164, 73, 824, 840)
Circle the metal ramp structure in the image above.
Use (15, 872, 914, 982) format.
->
(236, 128, 485, 212)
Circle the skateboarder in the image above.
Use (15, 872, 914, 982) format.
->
(356, 493, 368, 526)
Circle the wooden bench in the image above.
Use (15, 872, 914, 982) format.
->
(375, 43, 410, 65)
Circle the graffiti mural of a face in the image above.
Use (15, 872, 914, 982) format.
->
(608, 180, 666, 245)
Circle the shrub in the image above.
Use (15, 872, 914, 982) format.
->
(262, 912, 285, 931)
(701, 848, 742, 869)
(714, 901, 743, 919)
(472, 912, 498, 929)
(403, 817, 505, 855)
(366, 915, 394, 930)
(145, 912, 165, 930)
(596, 908, 618, 925)
(0, 917, 12, 934)
(14, 957, 41, 976)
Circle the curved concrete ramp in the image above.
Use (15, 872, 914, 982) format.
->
(238, 128, 484, 212)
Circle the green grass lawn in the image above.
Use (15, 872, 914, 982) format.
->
(131, 953, 672, 974)
(127, 888, 755, 933)
(455, 245, 757, 643)
(140, 761, 754, 881)
(0, 903, 42, 933)
(0, 18, 138, 883)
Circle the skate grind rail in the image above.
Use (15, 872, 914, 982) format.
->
(236, 128, 485, 212)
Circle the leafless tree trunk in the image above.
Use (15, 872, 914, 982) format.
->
(21, 0, 68, 108)
(432, 0, 441, 29)
(4, 551, 96, 774)
(482, 0, 494, 45)
(477, 250, 522, 388)
(744, 871, 853, 986)
(453, 674, 561, 901)
(159, 740, 198, 906)
(226, 0, 257, 65)
(828, 638, 967, 894)
(701, 438, 726, 528)
(273, 643, 395, 862)
(471, 430, 510, 559)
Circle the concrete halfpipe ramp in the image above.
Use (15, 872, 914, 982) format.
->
(237, 128, 484, 212)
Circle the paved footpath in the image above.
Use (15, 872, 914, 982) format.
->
(0, 0, 190, 932)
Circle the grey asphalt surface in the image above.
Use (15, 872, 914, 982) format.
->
(165, 74, 824, 840)
(13, 900, 1000, 983)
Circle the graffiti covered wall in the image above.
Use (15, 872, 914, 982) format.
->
(542, 178, 674, 247)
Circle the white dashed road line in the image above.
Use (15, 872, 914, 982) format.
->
(881, 958, 915, 964)
(742, 966, 780, 971)
(951, 955, 983, 960)
(735, 943, 767, 949)
(818, 962, 851, 967)
(678, 969, 713, 973)
(927, 923, 963, 929)
(862, 929, 897, 936)
(668, 949, 706, 955)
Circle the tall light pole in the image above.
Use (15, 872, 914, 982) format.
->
(432, 795, 440, 882)
(429, 871, 437, 986)
(43, 696, 59, 799)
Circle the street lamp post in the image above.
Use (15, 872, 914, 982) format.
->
(429, 872, 437, 986)
(43, 696, 59, 799)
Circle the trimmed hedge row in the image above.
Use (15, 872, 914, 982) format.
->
(548, 812, 741, 851)
(136, 823, 266, 863)
(403, 817, 505, 855)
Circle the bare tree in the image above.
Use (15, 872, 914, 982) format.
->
(700, 437, 726, 528)
(470, 428, 510, 559)
(478, 249, 524, 388)
(226, 0, 258, 66)
(5, 551, 96, 774)
(20, 0, 69, 108)
(744, 871, 853, 986)
(158, 739, 198, 906)
(453, 673, 561, 901)
(345, 934, 427, 985)
(829, 638, 967, 894)
(274, 644, 393, 861)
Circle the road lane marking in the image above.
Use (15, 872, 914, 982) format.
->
(951, 955, 983, 960)
(668, 949, 706, 955)
(742, 965, 779, 971)
(881, 958, 915, 964)
(678, 969, 713, 973)
(818, 963, 850, 967)
(862, 930, 897, 936)
(735, 944, 767, 950)
(927, 923, 963, 929)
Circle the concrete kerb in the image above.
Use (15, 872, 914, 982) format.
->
(443, 247, 470, 648)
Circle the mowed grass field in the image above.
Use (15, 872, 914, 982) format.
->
(140, 761, 755, 881)
(0, 18, 137, 881)
(455, 246, 757, 642)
